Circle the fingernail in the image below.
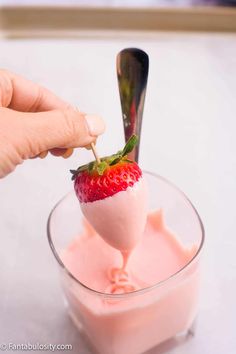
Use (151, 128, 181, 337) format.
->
(84, 114, 105, 137)
(39, 151, 48, 159)
(62, 148, 74, 159)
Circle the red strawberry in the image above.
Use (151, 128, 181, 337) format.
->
(71, 135, 142, 203)
(70, 135, 148, 252)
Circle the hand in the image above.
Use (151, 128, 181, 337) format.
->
(0, 69, 105, 178)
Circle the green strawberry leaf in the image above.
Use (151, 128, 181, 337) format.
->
(70, 135, 138, 181)
(70, 171, 77, 181)
(70, 169, 78, 174)
(109, 156, 122, 166)
(88, 161, 95, 172)
(123, 159, 133, 163)
(108, 152, 123, 166)
(77, 163, 89, 172)
(122, 135, 138, 157)
(70, 162, 89, 180)
(97, 161, 108, 175)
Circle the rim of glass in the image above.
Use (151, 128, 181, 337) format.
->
(47, 171, 205, 299)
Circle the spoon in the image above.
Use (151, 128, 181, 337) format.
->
(116, 48, 149, 162)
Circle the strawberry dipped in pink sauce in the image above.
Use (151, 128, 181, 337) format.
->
(71, 136, 148, 284)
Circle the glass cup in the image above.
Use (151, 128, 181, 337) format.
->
(47, 172, 204, 354)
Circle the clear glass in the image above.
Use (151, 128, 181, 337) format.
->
(47, 172, 204, 354)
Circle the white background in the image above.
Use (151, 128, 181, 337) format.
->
(0, 32, 235, 353)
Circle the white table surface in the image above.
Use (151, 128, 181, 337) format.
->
(0, 31, 236, 353)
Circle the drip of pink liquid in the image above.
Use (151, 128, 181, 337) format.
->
(106, 250, 137, 294)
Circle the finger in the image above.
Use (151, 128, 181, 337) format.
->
(62, 148, 74, 159)
(85, 138, 97, 150)
(38, 151, 48, 159)
(49, 148, 68, 157)
(33, 148, 73, 159)
(49, 147, 74, 158)
(29, 109, 105, 151)
(1, 107, 105, 159)
(0, 69, 69, 112)
(31, 149, 65, 158)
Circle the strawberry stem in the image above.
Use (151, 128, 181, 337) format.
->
(70, 134, 139, 180)
(90, 142, 101, 164)
(122, 135, 138, 157)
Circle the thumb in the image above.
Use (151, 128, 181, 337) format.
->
(20, 107, 105, 157)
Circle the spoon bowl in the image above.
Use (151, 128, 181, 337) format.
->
(116, 48, 149, 162)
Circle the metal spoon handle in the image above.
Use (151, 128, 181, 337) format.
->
(117, 48, 149, 162)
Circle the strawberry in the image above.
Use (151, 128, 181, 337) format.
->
(70, 135, 142, 203)
(70, 135, 148, 252)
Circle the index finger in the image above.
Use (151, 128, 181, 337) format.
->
(0, 69, 69, 112)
